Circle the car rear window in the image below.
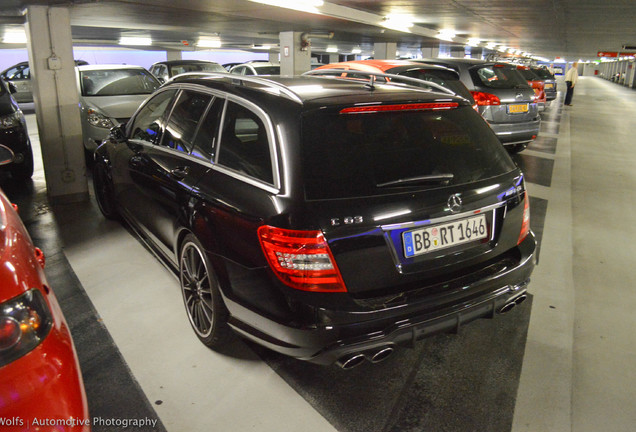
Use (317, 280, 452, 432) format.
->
(531, 67, 555, 80)
(397, 69, 474, 102)
(470, 65, 529, 89)
(301, 105, 516, 200)
(80, 69, 160, 96)
(517, 68, 540, 81)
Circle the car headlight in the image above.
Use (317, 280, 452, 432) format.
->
(0, 289, 53, 368)
(87, 108, 115, 129)
(0, 112, 22, 130)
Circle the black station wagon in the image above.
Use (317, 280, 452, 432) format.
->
(93, 73, 536, 369)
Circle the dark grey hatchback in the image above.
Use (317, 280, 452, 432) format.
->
(414, 58, 541, 152)
(93, 73, 536, 368)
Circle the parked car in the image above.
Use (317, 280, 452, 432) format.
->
(515, 65, 547, 111)
(93, 73, 535, 369)
(149, 60, 226, 83)
(311, 59, 475, 104)
(1, 60, 89, 103)
(0, 154, 90, 428)
(229, 61, 280, 75)
(0, 79, 33, 180)
(413, 58, 540, 153)
(76, 64, 160, 152)
(530, 65, 557, 102)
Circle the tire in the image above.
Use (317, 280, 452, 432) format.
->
(92, 161, 119, 220)
(10, 143, 33, 180)
(179, 234, 231, 348)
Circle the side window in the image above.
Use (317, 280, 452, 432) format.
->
(160, 90, 212, 153)
(129, 89, 177, 144)
(232, 66, 245, 75)
(244, 67, 255, 76)
(217, 101, 273, 184)
(191, 98, 224, 161)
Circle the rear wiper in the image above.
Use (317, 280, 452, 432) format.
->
(377, 174, 454, 188)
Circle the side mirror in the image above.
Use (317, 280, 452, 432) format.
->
(7, 81, 17, 94)
(110, 123, 127, 143)
(0, 144, 15, 166)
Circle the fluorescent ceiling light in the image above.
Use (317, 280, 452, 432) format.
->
(248, 0, 323, 13)
(467, 38, 481, 47)
(486, 42, 497, 50)
(436, 29, 456, 41)
(382, 14, 414, 32)
(3, 29, 27, 44)
(198, 38, 222, 48)
(351, 47, 362, 54)
(253, 44, 271, 50)
(119, 36, 152, 46)
(326, 46, 338, 53)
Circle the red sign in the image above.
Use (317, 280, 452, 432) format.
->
(598, 51, 618, 57)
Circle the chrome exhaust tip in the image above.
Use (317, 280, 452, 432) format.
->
(498, 301, 517, 314)
(336, 353, 366, 370)
(368, 346, 395, 364)
(514, 294, 528, 305)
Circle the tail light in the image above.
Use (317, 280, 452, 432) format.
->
(470, 91, 501, 106)
(0, 290, 53, 367)
(258, 226, 346, 292)
(517, 193, 530, 245)
(340, 102, 458, 114)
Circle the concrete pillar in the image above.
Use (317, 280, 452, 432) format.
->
(419, 47, 439, 59)
(268, 52, 279, 64)
(328, 54, 339, 63)
(373, 42, 397, 60)
(167, 50, 182, 61)
(25, 5, 88, 204)
(279, 31, 311, 75)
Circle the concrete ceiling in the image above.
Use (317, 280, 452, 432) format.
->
(0, 0, 635, 61)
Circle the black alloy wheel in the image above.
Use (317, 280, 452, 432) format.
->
(179, 234, 231, 348)
(93, 161, 119, 220)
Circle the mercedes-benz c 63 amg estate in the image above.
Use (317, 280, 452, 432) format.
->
(93, 72, 536, 369)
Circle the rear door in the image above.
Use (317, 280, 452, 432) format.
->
(469, 64, 537, 124)
(301, 102, 526, 296)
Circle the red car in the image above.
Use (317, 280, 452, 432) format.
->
(0, 145, 90, 430)
(516, 65, 547, 111)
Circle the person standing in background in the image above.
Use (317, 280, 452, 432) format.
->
(564, 62, 579, 106)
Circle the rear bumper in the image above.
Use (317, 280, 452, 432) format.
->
(489, 118, 541, 146)
(224, 232, 537, 365)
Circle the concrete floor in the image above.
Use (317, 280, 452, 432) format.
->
(3, 76, 635, 431)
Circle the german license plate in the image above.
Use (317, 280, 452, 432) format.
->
(544, 83, 554, 89)
(403, 214, 488, 258)
(508, 103, 529, 113)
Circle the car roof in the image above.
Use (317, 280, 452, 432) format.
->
(169, 74, 468, 109)
(318, 59, 453, 73)
(76, 64, 148, 71)
(153, 60, 222, 67)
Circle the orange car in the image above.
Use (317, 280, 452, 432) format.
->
(516, 65, 547, 111)
(311, 59, 475, 106)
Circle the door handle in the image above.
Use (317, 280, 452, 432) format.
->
(170, 166, 190, 179)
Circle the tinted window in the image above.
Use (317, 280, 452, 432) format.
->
(80, 69, 160, 96)
(397, 69, 474, 102)
(4, 65, 29, 80)
(253, 66, 280, 75)
(302, 106, 516, 200)
(191, 98, 224, 161)
(470, 65, 529, 89)
(517, 68, 540, 81)
(218, 101, 273, 184)
(161, 90, 212, 153)
(531, 67, 555, 80)
(130, 90, 177, 144)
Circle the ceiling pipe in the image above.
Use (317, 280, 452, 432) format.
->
(300, 31, 334, 51)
